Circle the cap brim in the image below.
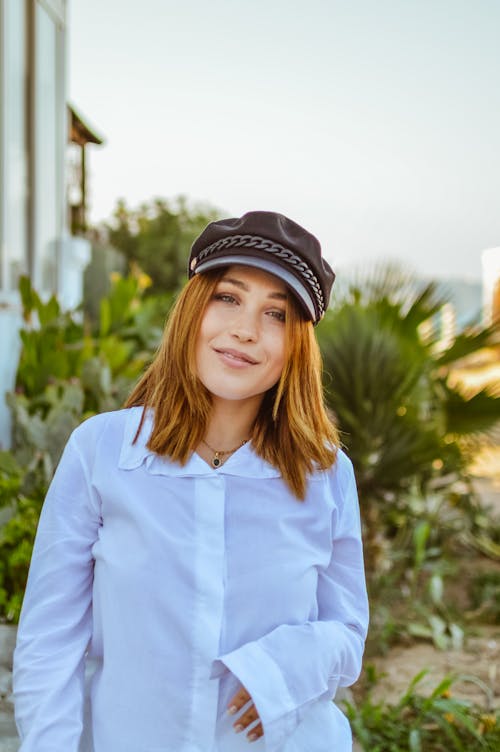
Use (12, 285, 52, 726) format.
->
(194, 254, 316, 320)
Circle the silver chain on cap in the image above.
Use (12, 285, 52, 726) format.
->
(193, 234, 325, 317)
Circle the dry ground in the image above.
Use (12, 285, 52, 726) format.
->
(351, 467, 500, 749)
(367, 625, 500, 710)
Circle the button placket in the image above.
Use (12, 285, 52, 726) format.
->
(187, 474, 226, 749)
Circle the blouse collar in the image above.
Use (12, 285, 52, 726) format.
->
(118, 406, 281, 479)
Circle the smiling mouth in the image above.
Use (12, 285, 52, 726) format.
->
(214, 348, 259, 365)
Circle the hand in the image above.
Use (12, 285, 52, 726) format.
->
(227, 685, 264, 742)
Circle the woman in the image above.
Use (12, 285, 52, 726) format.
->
(13, 211, 369, 752)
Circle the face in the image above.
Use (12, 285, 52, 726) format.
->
(195, 265, 287, 408)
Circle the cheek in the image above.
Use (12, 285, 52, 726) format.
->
(198, 305, 224, 341)
(197, 308, 218, 353)
(269, 331, 287, 375)
(195, 313, 213, 373)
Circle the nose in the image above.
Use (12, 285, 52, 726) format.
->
(229, 308, 259, 342)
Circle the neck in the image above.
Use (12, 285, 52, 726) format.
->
(203, 395, 261, 449)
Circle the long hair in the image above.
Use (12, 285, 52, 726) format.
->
(125, 269, 339, 499)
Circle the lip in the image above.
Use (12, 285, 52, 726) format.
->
(214, 348, 259, 366)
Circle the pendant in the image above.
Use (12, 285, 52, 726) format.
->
(212, 454, 221, 468)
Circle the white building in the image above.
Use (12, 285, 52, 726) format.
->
(0, 0, 99, 447)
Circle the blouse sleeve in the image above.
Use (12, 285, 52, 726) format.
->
(13, 431, 101, 752)
(210, 456, 369, 752)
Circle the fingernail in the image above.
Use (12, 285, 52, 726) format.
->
(234, 724, 244, 733)
(227, 705, 238, 715)
(248, 733, 258, 742)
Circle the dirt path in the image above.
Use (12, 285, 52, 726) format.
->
(368, 625, 500, 710)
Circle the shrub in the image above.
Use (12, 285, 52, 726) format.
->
(0, 451, 43, 622)
(0, 271, 171, 621)
(346, 669, 500, 751)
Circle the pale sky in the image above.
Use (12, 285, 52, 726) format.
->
(69, 0, 500, 282)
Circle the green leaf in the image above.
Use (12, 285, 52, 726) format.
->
(449, 623, 464, 651)
(396, 669, 428, 708)
(443, 383, 500, 437)
(0, 451, 22, 477)
(413, 520, 431, 569)
(407, 622, 432, 639)
(98, 336, 135, 373)
(37, 294, 60, 326)
(18, 275, 34, 320)
(81, 357, 112, 396)
(436, 322, 500, 366)
(427, 675, 455, 701)
(429, 574, 444, 605)
(428, 615, 448, 650)
(100, 298, 111, 337)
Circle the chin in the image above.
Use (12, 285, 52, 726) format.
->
(209, 389, 264, 403)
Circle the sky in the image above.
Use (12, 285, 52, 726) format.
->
(68, 0, 500, 283)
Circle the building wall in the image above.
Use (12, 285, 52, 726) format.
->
(0, 0, 68, 448)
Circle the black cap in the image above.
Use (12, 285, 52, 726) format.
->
(188, 211, 335, 324)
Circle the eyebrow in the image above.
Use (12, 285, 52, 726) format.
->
(221, 276, 287, 301)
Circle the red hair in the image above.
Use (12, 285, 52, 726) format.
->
(125, 269, 338, 498)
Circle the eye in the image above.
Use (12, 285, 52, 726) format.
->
(268, 309, 286, 322)
(213, 292, 238, 304)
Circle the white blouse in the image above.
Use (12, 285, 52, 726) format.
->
(13, 407, 369, 752)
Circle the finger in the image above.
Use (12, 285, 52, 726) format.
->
(247, 721, 264, 742)
(233, 703, 259, 732)
(227, 686, 251, 714)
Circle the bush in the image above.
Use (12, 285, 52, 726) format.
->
(0, 451, 43, 622)
(0, 271, 172, 621)
(106, 196, 219, 295)
(346, 669, 500, 751)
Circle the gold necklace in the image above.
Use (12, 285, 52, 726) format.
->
(201, 438, 248, 468)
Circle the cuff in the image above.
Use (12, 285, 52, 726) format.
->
(211, 641, 299, 752)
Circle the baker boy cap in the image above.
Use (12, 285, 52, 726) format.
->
(188, 211, 335, 324)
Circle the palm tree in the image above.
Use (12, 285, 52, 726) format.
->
(317, 265, 500, 561)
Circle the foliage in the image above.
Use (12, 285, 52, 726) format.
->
(314, 265, 500, 657)
(469, 571, 500, 623)
(106, 195, 220, 295)
(1, 262, 499, 648)
(0, 271, 171, 621)
(83, 241, 126, 322)
(10, 272, 163, 488)
(0, 451, 43, 622)
(363, 484, 469, 655)
(317, 267, 500, 505)
(346, 668, 500, 751)
(317, 266, 500, 585)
